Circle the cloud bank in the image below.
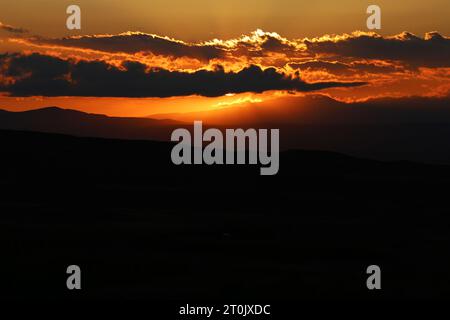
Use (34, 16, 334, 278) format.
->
(21, 30, 450, 69)
(2, 29, 450, 99)
(0, 53, 365, 97)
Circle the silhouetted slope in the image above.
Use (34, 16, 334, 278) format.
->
(0, 106, 181, 141)
(0, 129, 449, 300)
(3, 94, 450, 164)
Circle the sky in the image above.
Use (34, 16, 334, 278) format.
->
(2, 0, 450, 39)
(0, 0, 449, 117)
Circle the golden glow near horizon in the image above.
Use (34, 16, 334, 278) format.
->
(0, 92, 273, 117)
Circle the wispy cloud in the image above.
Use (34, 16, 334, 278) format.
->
(0, 21, 28, 34)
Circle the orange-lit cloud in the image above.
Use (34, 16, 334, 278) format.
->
(1, 28, 450, 114)
(11, 29, 450, 70)
(303, 31, 450, 69)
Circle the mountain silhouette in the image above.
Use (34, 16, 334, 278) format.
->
(2, 94, 450, 164)
(0, 106, 181, 141)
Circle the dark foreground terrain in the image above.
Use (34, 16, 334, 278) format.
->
(0, 129, 449, 301)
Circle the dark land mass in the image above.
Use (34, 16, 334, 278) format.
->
(0, 129, 449, 301)
(3, 100, 450, 165)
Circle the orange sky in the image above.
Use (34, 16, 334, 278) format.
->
(1, 0, 449, 40)
(0, 93, 272, 117)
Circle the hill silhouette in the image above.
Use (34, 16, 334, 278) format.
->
(0, 106, 181, 141)
(2, 94, 450, 164)
(0, 129, 449, 300)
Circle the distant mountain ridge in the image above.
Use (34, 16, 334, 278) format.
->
(150, 94, 450, 125)
(2, 93, 450, 164)
(0, 106, 182, 141)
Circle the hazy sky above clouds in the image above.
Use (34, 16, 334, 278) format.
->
(0, 0, 449, 40)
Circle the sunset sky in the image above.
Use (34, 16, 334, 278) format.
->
(0, 0, 449, 117)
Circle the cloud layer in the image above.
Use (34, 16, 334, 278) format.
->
(0, 53, 365, 97)
(21, 30, 450, 69)
(30, 32, 225, 62)
(2, 29, 450, 99)
(304, 31, 450, 69)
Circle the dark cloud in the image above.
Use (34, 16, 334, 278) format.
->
(23, 30, 450, 71)
(289, 60, 401, 76)
(304, 32, 450, 68)
(0, 53, 365, 97)
(30, 33, 226, 61)
(0, 22, 28, 34)
(25, 30, 306, 62)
